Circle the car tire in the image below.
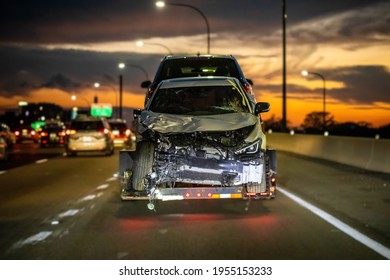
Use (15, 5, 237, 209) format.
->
(132, 142, 154, 191)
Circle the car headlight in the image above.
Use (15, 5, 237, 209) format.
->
(235, 140, 260, 155)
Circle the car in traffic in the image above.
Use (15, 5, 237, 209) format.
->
(64, 115, 114, 156)
(141, 54, 254, 105)
(0, 122, 15, 148)
(0, 136, 8, 161)
(108, 119, 136, 148)
(14, 125, 39, 143)
(120, 76, 276, 210)
(39, 122, 66, 147)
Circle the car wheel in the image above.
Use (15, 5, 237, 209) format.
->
(132, 142, 154, 191)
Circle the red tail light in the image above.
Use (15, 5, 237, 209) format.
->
(98, 128, 109, 134)
(41, 132, 48, 137)
(244, 82, 252, 94)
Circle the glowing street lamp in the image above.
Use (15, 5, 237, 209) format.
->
(117, 62, 150, 119)
(301, 70, 327, 131)
(156, 1, 210, 54)
(71, 95, 90, 106)
(93, 82, 100, 103)
(136, 40, 173, 55)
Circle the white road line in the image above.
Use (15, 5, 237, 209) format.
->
(12, 231, 53, 249)
(106, 177, 117, 182)
(35, 158, 48, 164)
(278, 186, 390, 259)
(58, 209, 80, 218)
(97, 183, 110, 189)
(0, 170, 6, 175)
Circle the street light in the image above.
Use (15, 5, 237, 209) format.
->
(96, 82, 119, 118)
(71, 95, 91, 106)
(301, 70, 327, 131)
(117, 63, 150, 119)
(93, 82, 100, 103)
(156, 1, 210, 54)
(136, 40, 173, 55)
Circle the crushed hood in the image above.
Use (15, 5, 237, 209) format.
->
(140, 111, 258, 134)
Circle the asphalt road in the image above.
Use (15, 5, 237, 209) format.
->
(0, 145, 389, 260)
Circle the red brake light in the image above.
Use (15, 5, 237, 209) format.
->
(244, 82, 252, 94)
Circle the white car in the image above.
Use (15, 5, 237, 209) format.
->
(120, 76, 277, 209)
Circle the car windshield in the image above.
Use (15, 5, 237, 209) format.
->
(160, 58, 239, 80)
(70, 121, 103, 131)
(149, 85, 250, 115)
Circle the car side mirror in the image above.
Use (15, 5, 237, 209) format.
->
(246, 78, 253, 86)
(254, 102, 270, 115)
(141, 81, 151, 88)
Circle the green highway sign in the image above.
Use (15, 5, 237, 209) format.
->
(91, 103, 112, 117)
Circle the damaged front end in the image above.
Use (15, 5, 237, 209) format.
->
(119, 112, 276, 205)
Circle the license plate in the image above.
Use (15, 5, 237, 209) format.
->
(83, 136, 92, 142)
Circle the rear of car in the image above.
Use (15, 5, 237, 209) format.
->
(39, 123, 66, 147)
(0, 136, 8, 161)
(14, 126, 39, 143)
(108, 119, 135, 148)
(65, 116, 114, 156)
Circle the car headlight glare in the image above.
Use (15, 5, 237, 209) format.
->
(236, 141, 260, 155)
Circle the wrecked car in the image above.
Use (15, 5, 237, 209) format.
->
(119, 76, 276, 210)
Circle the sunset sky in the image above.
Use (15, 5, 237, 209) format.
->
(0, 0, 389, 128)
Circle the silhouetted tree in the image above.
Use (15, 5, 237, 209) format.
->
(263, 114, 288, 132)
(302, 111, 334, 133)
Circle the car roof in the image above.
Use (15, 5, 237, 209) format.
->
(161, 54, 237, 61)
(158, 76, 242, 89)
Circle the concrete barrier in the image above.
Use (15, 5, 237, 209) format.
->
(266, 132, 390, 174)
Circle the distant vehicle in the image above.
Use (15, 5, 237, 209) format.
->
(39, 123, 66, 147)
(120, 76, 276, 210)
(0, 136, 8, 161)
(64, 115, 114, 156)
(14, 125, 39, 143)
(0, 122, 15, 148)
(108, 119, 136, 148)
(141, 54, 254, 105)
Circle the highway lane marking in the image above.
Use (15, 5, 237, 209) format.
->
(12, 231, 53, 249)
(35, 158, 48, 164)
(97, 183, 110, 189)
(278, 186, 390, 259)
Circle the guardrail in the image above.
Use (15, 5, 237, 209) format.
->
(266, 132, 390, 174)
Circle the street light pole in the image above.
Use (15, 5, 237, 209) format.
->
(118, 62, 125, 119)
(301, 70, 327, 131)
(282, 0, 287, 132)
(156, 1, 210, 54)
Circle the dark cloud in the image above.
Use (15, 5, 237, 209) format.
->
(1, 0, 387, 45)
(0, 45, 162, 98)
(287, 2, 390, 46)
(40, 73, 82, 92)
(327, 65, 390, 104)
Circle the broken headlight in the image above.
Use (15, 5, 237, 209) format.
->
(235, 140, 260, 155)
